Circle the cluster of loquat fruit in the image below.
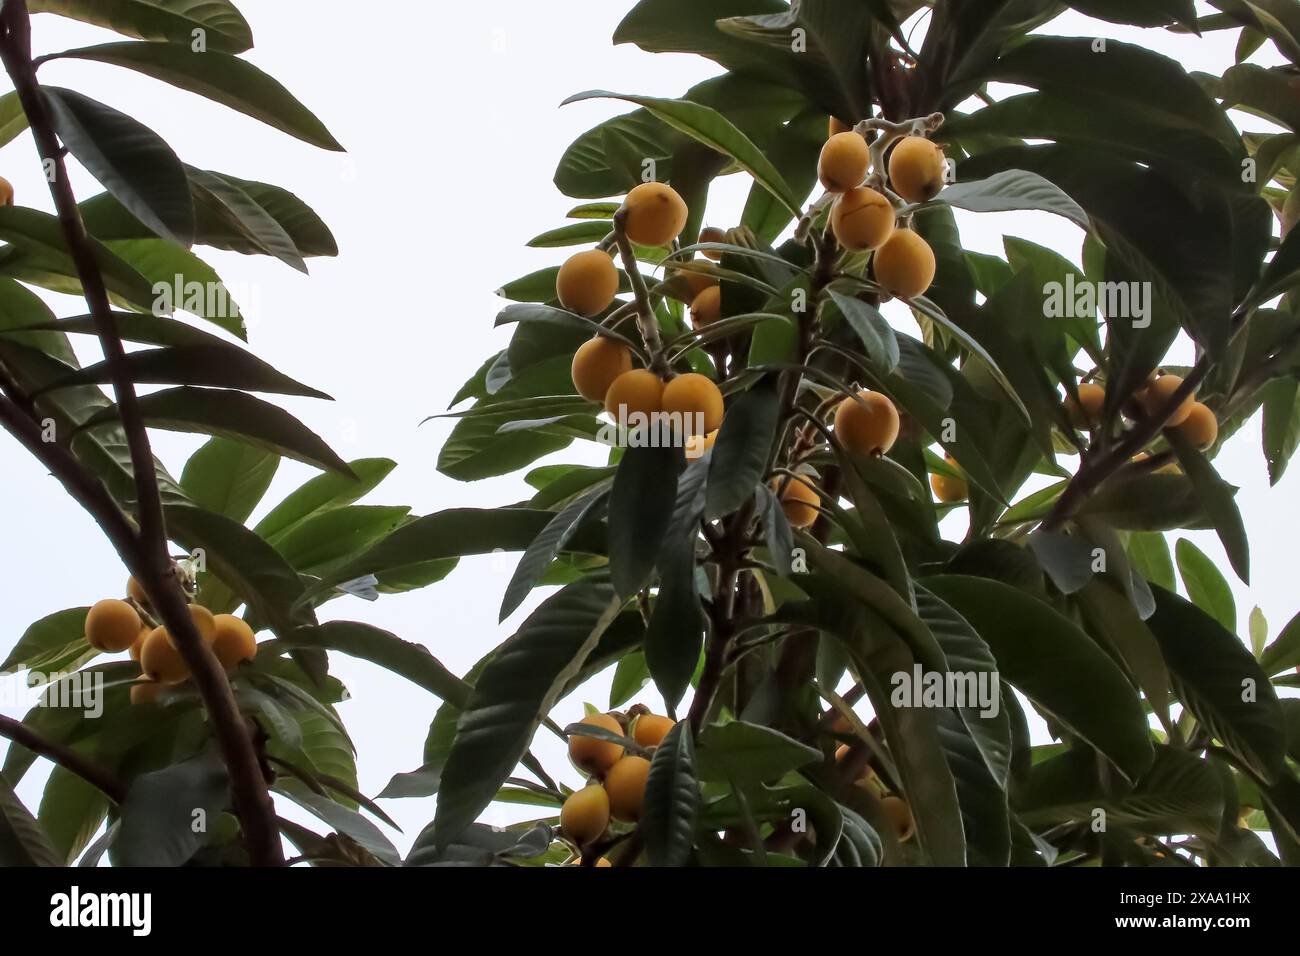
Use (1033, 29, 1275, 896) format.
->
(1067, 371, 1218, 463)
(834, 742, 916, 843)
(84, 576, 258, 705)
(559, 709, 676, 862)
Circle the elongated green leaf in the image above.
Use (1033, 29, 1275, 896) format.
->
(112, 753, 228, 867)
(255, 458, 396, 543)
(695, 721, 820, 785)
(0, 776, 61, 867)
(30, 0, 253, 52)
(642, 722, 699, 866)
(180, 437, 279, 524)
(500, 484, 610, 621)
(933, 170, 1088, 229)
(608, 442, 681, 596)
(183, 167, 306, 270)
(1167, 432, 1249, 583)
(1175, 538, 1237, 631)
(829, 290, 899, 373)
(1, 607, 89, 675)
(705, 378, 778, 519)
(0, 91, 29, 149)
(49, 344, 327, 398)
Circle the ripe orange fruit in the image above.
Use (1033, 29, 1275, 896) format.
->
(834, 390, 900, 456)
(622, 182, 688, 247)
(560, 784, 611, 846)
(85, 599, 142, 653)
(888, 136, 947, 203)
(139, 626, 189, 684)
(212, 614, 257, 670)
(661, 373, 724, 436)
(605, 755, 651, 822)
(1066, 382, 1106, 429)
(556, 249, 619, 317)
(818, 131, 871, 192)
(931, 457, 968, 503)
(1139, 373, 1194, 427)
(568, 713, 625, 775)
(779, 475, 821, 529)
(873, 229, 935, 299)
(1173, 401, 1218, 451)
(690, 285, 722, 328)
(830, 186, 895, 252)
(604, 369, 664, 425)
(633, 714, 675, 748)
(697, 226, 726, 260)
(163, 604, 216, 649)
(571, 335, 633, 402)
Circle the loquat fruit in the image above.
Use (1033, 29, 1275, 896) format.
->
(672, 268, 717, 303)
(1139, 373, 1194, 427)
(622, 182, 688, 247)
(128, 626, 149, 662)
(689, 284, 721, 328)
(556, 249, 619, 317)
(1065, 382, 1106, 430)
(605, 754, 651, 822)
(85, 598, 142, 653)
(632, 714, 675, 748)
(833, 390, 900, 457)
(571, 335, 633, 402)
(212, 614, 257, 670)
(140, 626, 190, 684)
(873, 229, 935, 299)
(0, 176, 13, 207)
(828, 116, 853, 137)
(880, 795, 915, 841)
(661, 372, 724, 436)
(568, 712, 625, 775)
(126, 575, 149, 607)
(604, 368, 664, 425)
(1173, 401, 1218, 451)
(130, 680, 163, 706)
(931, 456, 968, 503)
(594, 857, 612, 867)
(163, 604, 216, 649)
(560, 783, 611, 846)
(818, 131, 871, 193)
(779, 475, 821, 530)
(698, 226, 726, 260)
(830, 186, 895, 252)
(888, 136, 947, 203)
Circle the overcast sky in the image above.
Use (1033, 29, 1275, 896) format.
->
(0, 2, 1293, 857)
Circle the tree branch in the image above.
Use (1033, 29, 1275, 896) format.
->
(0, 714, 126, 804)
(0, 0, 283, 865)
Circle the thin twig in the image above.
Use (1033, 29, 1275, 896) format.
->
(0, 713, 126, 803)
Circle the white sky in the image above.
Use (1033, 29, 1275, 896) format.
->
(1, 2, 1295, 858)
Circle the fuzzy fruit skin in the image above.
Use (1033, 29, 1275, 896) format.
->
(834, 390, 900, 456)
(572, 335, 633, 402)
(130, 681, 163, 706)
(212, 614, 257, 670)
(633, 714, 675, 748)
(557, 249, 619, 317)
(698, 226, 726, 260)
(0, 176, 13, 207)
(560, 784, 611, 846)
(818, 132, 871, 192)
(568, 713, 625, 775)
(690, 285, 721, 328)
(128, 628, 149, 662)
(1140, 373, 1194, 427)
(662, 373, 724, 436)
(605, 755, 651, 822)
(623, 182, 688, 247)
(1174, 401, 1218, 451)
(164, 604, 216, 649)
(127, 575, 149, 607)
(779, 476, 821, 529)
(881, 795, 915, 841)
(828, 116, 853, 137)
(604, 369, 664, 424)
(830, 186, 895, 252)
(86, 599, 143, 653)
(873, 229, 936, 299)
(888, 136, 946, 203)
(931, 460, 968, 503)
(140, 626, 190, 684)
(1066, 382, 1106, 429)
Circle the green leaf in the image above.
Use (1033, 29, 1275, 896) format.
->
(641, 722, 699, 866)
(272, 505, 409, 573)
(38, 766, 109, 864)
(49, 345, 326, 398)
(828, 291, 899, 373)
(1175, 538, 1237, 632)
(1066, 0, 1197, 30)
(180, 437, 279, 524)
(431, 578, 624, 847)
(1260, 611, 1300, 675)
(274, 785, 399, 865)
(44, 87, 194, 247)
(82, 387, 348, 475)
(1168, 431, 1249, 584)
(1076, 580, 1175, 736)
(608, 442, 681, 597)
(1250, 606, 1269, 659)
(54, 42, 343, 151)
(0, 91, 29, 149)
(706, 378, 779, 519)
(254, 458, 396, 543)
(106, 238, 247, 336)
(29, 0, 253, 52)
(112, 753, 229, 866)
(1261, 377, 1300, 486)
(1147, 586, 1285, 783)
(0, 776, 61, 867)
(561, 90, 803, 217)
(1, 607, 89, 675)
(925, 575, 1155, 783)
(500, 484, 610, 622)
(1127, 531, 1176, 591)
(526, 221, 612, 247)
(932, 170, 1088, 229)
(695, 721, 820, 785)
(609, 650, 650, 708)
(183, 167, 306, 271)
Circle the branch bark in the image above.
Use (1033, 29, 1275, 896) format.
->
(0, 0, 283, 865)
(0, 714, 126, 804)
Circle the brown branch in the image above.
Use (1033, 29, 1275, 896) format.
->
(0, 713, 126, 804)
(611, 208, 671, 378)
(0, 0, 282, 865)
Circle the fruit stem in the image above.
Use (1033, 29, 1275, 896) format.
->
(611, 208, 672, 379)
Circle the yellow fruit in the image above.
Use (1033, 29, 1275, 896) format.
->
(881, 795, 915, 841)
(931, 456, 968, 503)
(126, 575, 150, 607)
(1139, 373, 1195, 427)
(140, 626, 190, 684)
(633, 714, 675, 748)
(622, 182, 688, 247)
(818, 131, 871, 192)
(1133, 452, 1181, 475)
(556, 249, 619, 317)
(888, 136, 946, 203)
(129, 681, 163, 706)
(164, 604, 216, 649)
(571, 335, 633, 402)
(568, 713, 625, 775)
(594, 857, 613, 867)
(1066, 382, 1106, 429)
(661, 373, 724, 436)
(690, 285, 722, 328)
(830, 186, 895, 252)
(698, 226, 726, 260)
(604, 369, 664, 425)
(605, 755, 651, 822)
(833, 390, 900, 457)
(666, 266, 716, 303)
(85, 599, 142, 653)
(212, 614, 257, 670)
(779, 475, 821, 529)
(0, 176, 13, 207)
(1173, 401, 1218, 451)
(560, 784, 611, 846)
(128, 627, 149, 662)
(873, 229, 935, 299)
